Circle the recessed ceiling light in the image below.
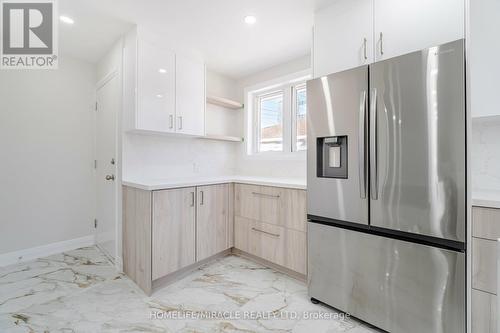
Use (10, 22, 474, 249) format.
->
(244, 15, 256, 25)
(156, 94, 164, 98)
(59, 16, 74, 24)
(158, 68, 167, 74)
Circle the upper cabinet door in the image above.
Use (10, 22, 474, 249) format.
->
(175, 56, 205, 136)
(137, 39, 176, 132)
(374, 0, 464, 61)
(313, 0, 373, 78)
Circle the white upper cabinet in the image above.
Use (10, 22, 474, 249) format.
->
(313, 0, 373, 78)
(470, 0, 500, 117)
(137, 39, 176, 132)
(175, 56, 206, 136)
(313, 0, 464, 77)
(373, 0, 464, 61)
(123, 27, 206, 135)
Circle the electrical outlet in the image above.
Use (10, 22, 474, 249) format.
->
(193, 162, 200, 173)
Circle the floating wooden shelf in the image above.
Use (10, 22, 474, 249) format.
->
(206, 95, 243, 109)
(201, 134, 244, 142)
(127, 129, 243, 143)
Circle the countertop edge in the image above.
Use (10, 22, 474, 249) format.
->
(123, 177, 307, 191)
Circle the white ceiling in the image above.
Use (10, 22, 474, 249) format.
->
(60, 0, 330, 78)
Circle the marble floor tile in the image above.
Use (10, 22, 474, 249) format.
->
(0, 247, 381, 333)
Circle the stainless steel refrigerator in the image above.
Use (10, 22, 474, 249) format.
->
(307, 39, 466, 333)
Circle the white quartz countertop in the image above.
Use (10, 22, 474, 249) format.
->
(123, 176, 307, 191)
(472, 190, 500, 209)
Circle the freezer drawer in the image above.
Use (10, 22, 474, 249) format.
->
(308, 222, 465, 333)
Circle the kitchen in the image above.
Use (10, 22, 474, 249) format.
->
(0, 0, 499, 332)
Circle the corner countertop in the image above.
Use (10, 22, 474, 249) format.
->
(472, 190, 500, 209)
(123, 176, 307, 191)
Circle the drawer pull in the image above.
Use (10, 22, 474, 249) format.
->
(251, 227, 280, 238)
(251, 192, 280, 198)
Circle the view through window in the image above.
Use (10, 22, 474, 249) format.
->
(253, 80, 307, 154)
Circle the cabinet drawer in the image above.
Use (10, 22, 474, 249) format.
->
(472, 289, 497, 333)
(285, 229, 307, 275)
(235, 184, 307, 231)
(235, 184, 261, 221)
(283, 189, 307, 232)
(250, 220, 286, 267)
(234, 216, 286, 267)
(473, 207, 500, 241)
(472, 238, 497, 294)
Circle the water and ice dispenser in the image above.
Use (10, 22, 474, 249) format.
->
(317, 136, 347, 179)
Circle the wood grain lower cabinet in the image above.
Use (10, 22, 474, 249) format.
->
(472, 237, 497, 294)
(472, 289, 497, 333)
(235, 183, 307, 232)
(471, 206, 499, 332)
(234, 216, 307, 275)
(123, 184, 234, 294)
(152, 187, 196, 280)
(123, 186, 152, 294)
(196, 184, 232, 261)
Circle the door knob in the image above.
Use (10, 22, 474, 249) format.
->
(105, 175, 115, 181)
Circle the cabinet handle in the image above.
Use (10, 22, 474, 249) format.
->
(200, 190, 204, 205)
(363, 38, 367, 60)
(190, 192, 195, 207)
(379, 32, 384, 56)
(169, 115, 174, 129)
(251, 227, 280, 238)
(178, 116, 183, 130)
(251, 191, 280, 198)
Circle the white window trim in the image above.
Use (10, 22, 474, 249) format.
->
(244, 70, 311, 158)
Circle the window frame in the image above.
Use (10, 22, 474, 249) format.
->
(249, 77, 308, 156)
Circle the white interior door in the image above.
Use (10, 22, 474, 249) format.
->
(96, 73, 119, 261)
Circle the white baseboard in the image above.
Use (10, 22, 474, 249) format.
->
(0, 235, 95, 267)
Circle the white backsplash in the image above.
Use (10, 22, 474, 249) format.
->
(471, 116, 500, 191)
(123, 133, 238, 181)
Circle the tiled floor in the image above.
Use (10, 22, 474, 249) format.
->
(0, 247, 379, 332)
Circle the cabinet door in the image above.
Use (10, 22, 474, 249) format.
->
(176, 56, 205, 136)
(374, 0, 464, 61)
(313, 0, 373, 77)
(137, 38, 176, 132)
(152, 187, 196, 280)
(472, 289, 497, 333)
(470, 0, 500, 117)
(196, 184, 231, 261)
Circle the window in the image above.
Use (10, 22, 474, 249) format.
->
(294, 84, 307, 151)
(258, 91, 284, 152)
(251, 80, 307, 154)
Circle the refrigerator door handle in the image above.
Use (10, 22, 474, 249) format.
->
(358, 91, 367, 199)
(370, 88, 378, 200)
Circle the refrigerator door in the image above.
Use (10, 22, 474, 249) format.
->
(307, 66, 369, 225)
(308, 222, 465, 333)
(369, 39, 466, 242)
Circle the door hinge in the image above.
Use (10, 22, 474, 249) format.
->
(95, 102, 98, 111)
(94, 160, 97, 169)
(94, 219, 98, 228)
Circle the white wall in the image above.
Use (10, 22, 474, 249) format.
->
(122, 70, 240, 181)
(235, 55, 311, 179)
(471, 116, 500, 191)
(0, 56, 96, 255)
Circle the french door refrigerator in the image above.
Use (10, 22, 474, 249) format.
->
(307, 39, 466, 333)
